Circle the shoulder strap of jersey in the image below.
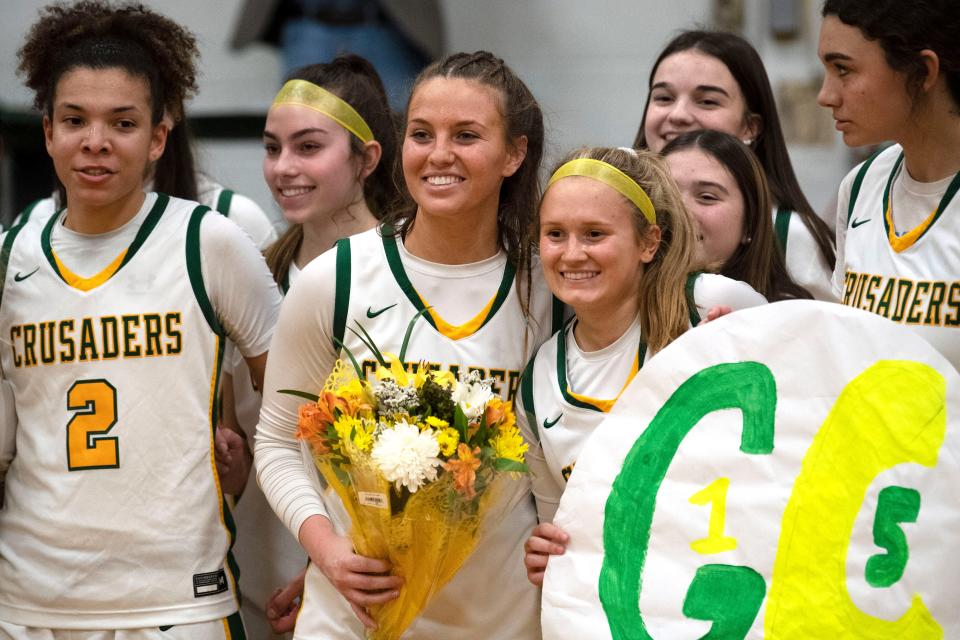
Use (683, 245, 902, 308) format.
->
(846, 150, 883, 227)
(519, 357, 539, 443)
(0, 222, 30, 310)
(774, 206, 791, 256)
(551, 295, 566, 335)
(332, 236, 352, 354)
(14, 199, 43, 228)
(215, 189, 235, 217)
(186, 205, 226, 336)
(685, 271, 702, 327)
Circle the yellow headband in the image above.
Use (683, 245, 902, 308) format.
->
(547, 158, 657, 225)
(271, 79, 375, 144)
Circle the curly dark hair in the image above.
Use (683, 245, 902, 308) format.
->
(823, 0, 960, 107)
(17, 0, 199, 124)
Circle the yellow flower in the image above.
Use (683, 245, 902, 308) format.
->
(334, 415, 362, 448)
(436, 428, 460, 457)
(352, 420, 375, 452)
(376, 353, 412, 387)
(490, 425, 528, 463)
(425, 416, 449, 430)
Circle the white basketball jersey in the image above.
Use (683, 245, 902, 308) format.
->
(0, 195, 240, 628)
(839, 145, 960, 370)
(295, 227, 559, 640)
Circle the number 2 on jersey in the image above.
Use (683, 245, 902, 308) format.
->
(66, 379, 119, 470)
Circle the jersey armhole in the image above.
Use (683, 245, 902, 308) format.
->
(847, 151, 882, 227)
(685, 272, 702, 327)
(0, 222, 30, 310)
(519, 357, 539, 443)
(186, 205, 226, 336)
(332, 237, 352, 354)
(216, 189, 235, 217)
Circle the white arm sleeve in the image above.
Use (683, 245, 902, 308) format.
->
(200, 213, 282, 358)
(832, 168, 857, 299)
(226, 193, 279, 252)
(254, 247, 340, 538)
(514, 384, 561, 524)
(693, 273, 768, 314)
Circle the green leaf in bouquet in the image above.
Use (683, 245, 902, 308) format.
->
(278, 389, 320, 402)
(453, 406, 469, 442)
(349, 321, 387, 367)
(399, 307, 432, 362)
(493, 458, 528, 473)
(331, 335, 364, 380)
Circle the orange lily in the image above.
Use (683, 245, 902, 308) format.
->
(444, 443, 482, 499)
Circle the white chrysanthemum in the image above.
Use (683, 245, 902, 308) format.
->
(371, 420, 442, 493)
(452, 378, 493, 420)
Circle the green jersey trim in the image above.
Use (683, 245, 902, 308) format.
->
(0, 220, 30, 309)
(381, 226, 517, 339)
(685, 272, 702, 327)
(556, 319, 647, 414)
(847, 150, 882, 227)
(881, 151, 960, 249)
(41, 193, 170, 291)
(332, 237, 352, 353)
(519, 358, 538, 443)
(774, 206, 791, 257)
(187, 205, 226, 336)
(216, 189, 235, 217)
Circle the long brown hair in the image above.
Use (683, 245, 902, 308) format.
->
(264, 54, 399, 286)
(634, 30, 836, 271)
(662, 130, 812, 302)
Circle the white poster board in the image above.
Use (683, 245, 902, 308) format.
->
(542, 300, 960, 638)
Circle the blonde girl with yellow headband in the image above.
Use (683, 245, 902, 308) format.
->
(518, 147, 766, 586)
(217, 54, 398, 636)
(255, 51, 557, 638)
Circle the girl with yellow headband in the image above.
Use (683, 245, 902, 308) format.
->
(519, 147, 766, 587)
(217, 54, 398, 636)
(255, 51, 557, 638)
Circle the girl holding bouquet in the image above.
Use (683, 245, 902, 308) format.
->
(224, 55, 399, 635)
(818, 0, 960, 370)
(520, 146, 766, 586)
(255, 51, 556, 638)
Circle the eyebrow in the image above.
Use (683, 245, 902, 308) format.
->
(822, 52, 853, 63)
(693, 180, 730, 194)
(60, 103, 140, 113)
(651, 82, 731, 97)
(262, 127, 329, 140)
(407, 117, 486, 128)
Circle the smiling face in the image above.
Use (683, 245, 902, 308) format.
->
(402, 77, 526, 226)
(539, 176, 659, 320)
(643, 49, 758, 153)
(262, 103, 364, 226)
(43, 66, 166, 221)
(817, 15, 914, 147)
(665, 147, 745, 268)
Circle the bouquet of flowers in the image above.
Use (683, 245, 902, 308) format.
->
(283, 320, 529, 640)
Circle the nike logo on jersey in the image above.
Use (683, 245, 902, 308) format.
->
(851, 217, 871, 229)
(366, 303, 397, 318)
(543, 413, 563, 429)
(14, 267, 39, 282)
